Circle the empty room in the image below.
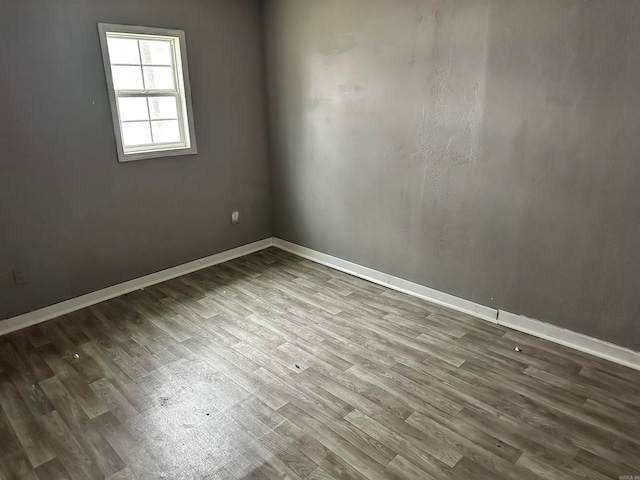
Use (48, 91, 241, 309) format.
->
(1, 0, 639, 479)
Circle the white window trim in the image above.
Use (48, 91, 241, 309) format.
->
(98, 23, 198, 162)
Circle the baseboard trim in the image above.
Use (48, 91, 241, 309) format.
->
(0, 238, 274, 337)
(3, 235, 638, 371)
(497, 310, 640, 371)
(272, 238, 499, 324)
(273, 238, 640, 371)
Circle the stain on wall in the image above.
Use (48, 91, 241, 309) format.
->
(264, 0, 640, 350)
(0, 0, 272, 318)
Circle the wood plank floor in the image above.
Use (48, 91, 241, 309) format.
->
(0, 247, 639, 480)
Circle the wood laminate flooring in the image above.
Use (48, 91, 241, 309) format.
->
(0, 247, 639, 479)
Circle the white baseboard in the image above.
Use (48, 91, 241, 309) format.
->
(272, 238, 499, 323)
(4, 235, 638, 372)
(0, 238, 274, 337)
(273, 238, 640, 371)
(497, 310, 640, 371)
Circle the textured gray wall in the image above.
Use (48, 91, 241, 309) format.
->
(0, 0, 272, 318)
(264, 0, 640, 350)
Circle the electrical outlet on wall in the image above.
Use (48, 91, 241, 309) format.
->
(231, 210, 240, 224)
(12, 269, 28, 285)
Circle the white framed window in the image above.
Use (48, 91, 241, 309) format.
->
(98, 23, 197, 162)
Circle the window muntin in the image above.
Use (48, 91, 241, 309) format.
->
(98, 24, 197, 162)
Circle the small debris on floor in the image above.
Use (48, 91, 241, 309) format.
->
(295, 364, 300, 369)
(206, 413, 210, 416)
(73, 353, 80, 359)
(514, 346, 521, 352)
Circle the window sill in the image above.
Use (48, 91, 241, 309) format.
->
(117, 145, 198, 163)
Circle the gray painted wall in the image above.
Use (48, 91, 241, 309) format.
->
(264, 0, 640, 350)
(0, 0, 272, 318)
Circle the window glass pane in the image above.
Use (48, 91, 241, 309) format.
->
(148, 97, 178, 120)
(151, 120, 181, 143)
(143, 66, 174, 90)
(122, 121, 152, 146)
(139, 40, 173, 66)
(111, 66, 144, 90)
(118, 97, 149, 121)
(107, 37, 140, 64)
